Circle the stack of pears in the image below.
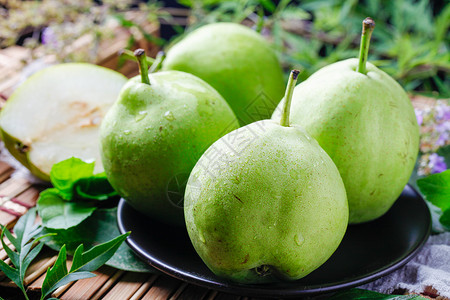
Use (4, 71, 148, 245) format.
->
(0, 17, 420, 285)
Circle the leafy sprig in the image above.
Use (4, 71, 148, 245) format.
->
(36, 157, 152, 273)
(0, 208, 53, 300)
(0, 208, 129, 300)
(40, 233, 129, 300)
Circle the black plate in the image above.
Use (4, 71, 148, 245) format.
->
(117, 185, 431, 298)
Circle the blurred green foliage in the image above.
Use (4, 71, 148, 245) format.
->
(178, 0, 450, 97)
(2, 0, 448, 96)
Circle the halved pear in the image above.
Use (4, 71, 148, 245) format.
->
(0, 63, 127, 181)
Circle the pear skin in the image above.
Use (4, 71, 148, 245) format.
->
(185, 71, 348, 283)
(272, 19, 419, 223)
(100, 54, 239, 226)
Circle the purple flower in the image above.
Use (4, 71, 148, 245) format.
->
(415, 109, 423, 126)
(436, 121, 450, 133)
(437, 132, 449, 146)
(428, 153, 447, 174)
(436, 102, 450, 121)
(435, 121, 450, 146)
(41, 27, 57, 47)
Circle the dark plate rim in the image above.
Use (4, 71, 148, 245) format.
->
(117, 184, 431, 298)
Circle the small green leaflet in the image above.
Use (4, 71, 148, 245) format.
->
(48, 157, 117, 202)
(417, 170, 450, 211)
(74, 173, 118, 201)
(40, 233, 129, 300)
(37, 158, 118, 230)
(0, 208, 55, 300)
(417, 170, 450, 228)
(50, 157, 96, 200)
(37, 189, 97, 230)
(328, 288, 428, 299)
(440, 209, 450, 227)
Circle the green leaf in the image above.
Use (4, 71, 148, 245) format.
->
(73, 173, 118, 201)
(0, 258, 22, 289)
(417, 170, 450, 211)
(328, 288, 428, 299)
(70, 244, 85, 271)
(1, 227, 19, 269)
(21, 242, 44, 281)
(41, 245, 68, 299)
(258, 0, 276, 12)
(14, 207, 41, 250)
(70, 233, 129, 272)
(437, 145, 450, 169)
(37, 188, 97, 229)
(0, 209, 46, 298)
(2, 223, 19, 250)
(40, 234, 128, 299)
(50, 157, 95, 200)
(42, 208, 154, 273)
(113, 14, 135, 28)
(440, 207, 450, 229)
(46, 271, 95, 297)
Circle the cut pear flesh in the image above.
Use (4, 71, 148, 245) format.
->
(0, 63, 127, 180)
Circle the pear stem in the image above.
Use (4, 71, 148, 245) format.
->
(280, 70, 300, 127)
(119, 49, 155, 65)
(149, 51, 166, 73)
(357, 17, 375, 74)
(134, 49, 150, 85)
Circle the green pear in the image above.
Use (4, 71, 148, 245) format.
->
(100, 49, 239, 226)
(162, 22, 285, 126)
(272, 18, 420, 224)
(0, 63, 127, 181)
(184, 70, 348, 283)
